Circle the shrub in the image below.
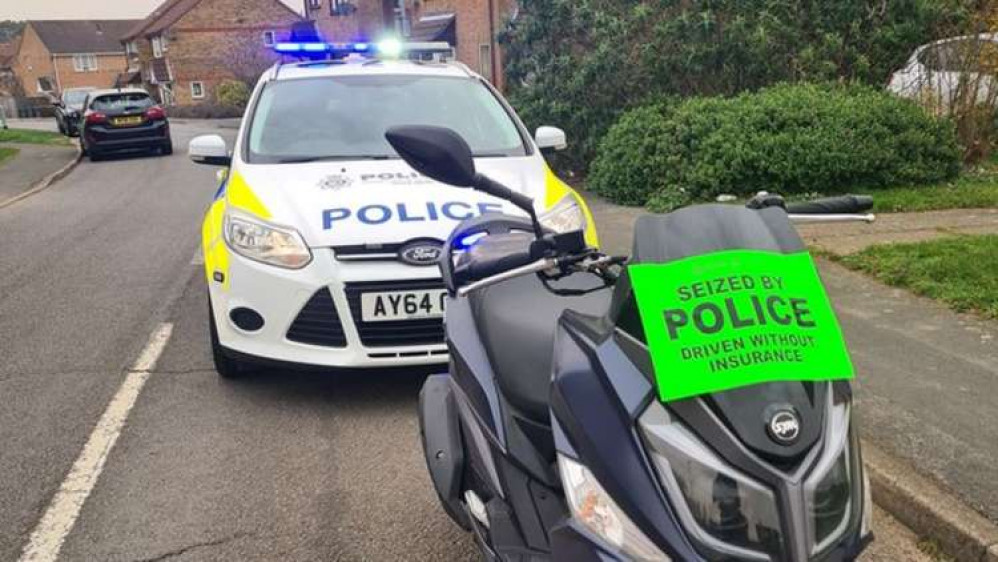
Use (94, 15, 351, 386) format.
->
(588, 83, 962, 210)
(215, 80, 251, 109)
(502, 0, 966, 174)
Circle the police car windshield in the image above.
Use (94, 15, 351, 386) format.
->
(247, 75, 527, 163)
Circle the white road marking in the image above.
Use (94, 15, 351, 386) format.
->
(19, 323, 174, 562)
(190, 247, 204, 266)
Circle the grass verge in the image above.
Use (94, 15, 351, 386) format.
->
(0, 128, 73, 146)
(840, 234, 998, 319)
(0, 146, 19, 166)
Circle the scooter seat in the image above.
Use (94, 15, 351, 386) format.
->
(469, 272, 612, 422)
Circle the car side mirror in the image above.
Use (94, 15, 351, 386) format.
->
(188, 134, 231, 166)
(535, 126, 567, 152)
(385, 125, 476, 187)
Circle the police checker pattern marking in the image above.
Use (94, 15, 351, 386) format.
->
(628, 250, 854, 402)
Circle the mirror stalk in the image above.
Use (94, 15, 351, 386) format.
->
(474, 173, 543, 237)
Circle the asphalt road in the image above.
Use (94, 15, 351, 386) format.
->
(1, 121, 930, 561)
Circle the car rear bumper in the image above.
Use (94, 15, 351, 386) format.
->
(85, 121, 170, 152)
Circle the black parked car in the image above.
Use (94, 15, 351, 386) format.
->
(53, 87, 95, 137)
(79, 88, 172, 161)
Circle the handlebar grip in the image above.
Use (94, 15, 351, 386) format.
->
(786, 195, 873, 215)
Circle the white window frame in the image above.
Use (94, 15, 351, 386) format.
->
(190, 81, 205, 99)
(125, 41, 138, 56)
(262, 30, 275, 46)
(307, 0, 321, 9)
(152, 36, 165, 58)
(478, 43, 493, 81)
(73, 53, 98, 72)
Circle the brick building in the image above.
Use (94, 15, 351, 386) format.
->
(122, 0, 302, 106)
(11, 20, 139, 96)
(305, 0, 515, 89)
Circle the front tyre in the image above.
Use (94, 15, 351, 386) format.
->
(209, 298, 248, 379)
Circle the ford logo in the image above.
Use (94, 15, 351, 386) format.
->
(767, 409, 801, 445)
(399, 242, 442, 266)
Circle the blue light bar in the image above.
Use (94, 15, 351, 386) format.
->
(272, 40, 453, 59)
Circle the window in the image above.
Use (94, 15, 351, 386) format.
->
(478, 44, 492, 82)
(306, 0, 321, 10)
(90, 92, 153, 112)
(919, 39, 998, 73)
(246, 75, 527, 163)
(125, 41, 138, 56)
(330, 0, 354, 16)
(73, 54, 98, 72)
(152, 36, 165, 58)
(36, 76, 54, 93)
(191, 81, 205, 99)
(262, 31, 275, 46)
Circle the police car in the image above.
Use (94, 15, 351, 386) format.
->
(189, 40, 599, 377)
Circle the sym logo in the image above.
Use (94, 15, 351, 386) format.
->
(399, 241, 442, 266)
(767, 409, 801, 445)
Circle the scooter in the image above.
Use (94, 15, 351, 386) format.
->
(385, 125, 876, 561)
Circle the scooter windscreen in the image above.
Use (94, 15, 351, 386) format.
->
(595, 204, 868, 561)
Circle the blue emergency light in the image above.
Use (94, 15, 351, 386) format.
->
(272, 39, 450, 60)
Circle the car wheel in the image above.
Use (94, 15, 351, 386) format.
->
(88, 151, 103, 162)
(161, 142, 173, 156)
(209, 298, 248, 379)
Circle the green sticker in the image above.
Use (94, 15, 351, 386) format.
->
(628, 250, 854, 402)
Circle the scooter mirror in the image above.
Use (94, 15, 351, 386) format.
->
(385, 125, 476, 188)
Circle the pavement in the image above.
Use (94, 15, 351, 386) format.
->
(0, 123, 956, 562)
(796, 207, 998, 255)
(585, 194, 998, 528)
(0, 142, 79, 203)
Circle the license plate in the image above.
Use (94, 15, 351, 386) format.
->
(360, 289, 446, 322)
(112, 115, 143, 126)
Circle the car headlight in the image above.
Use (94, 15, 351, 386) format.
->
(557, 454, 671, 561)
(539, 194, 586, 234)
(223, 210, 312, 269)
(640, 403, 784, 560)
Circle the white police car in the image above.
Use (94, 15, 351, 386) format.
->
(189, 41, 599, 377)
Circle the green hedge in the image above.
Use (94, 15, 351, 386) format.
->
(588, 84, 962, 210)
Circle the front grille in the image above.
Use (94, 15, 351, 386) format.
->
(344, 279, 446, 348)
(286, 289, 347, 347)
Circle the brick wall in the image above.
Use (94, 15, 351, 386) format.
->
(158, 0, 301, 105)
(13, 24, 130, 95)
(52, 53, 128, 90)
(415, 0, 514, 90)
(309, 0, 393, 42)
(11, 25, 54, 95)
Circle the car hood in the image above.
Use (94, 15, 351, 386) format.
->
(228, 156, 547, 248)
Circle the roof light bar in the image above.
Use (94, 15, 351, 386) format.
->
(272, 40, 452, 59)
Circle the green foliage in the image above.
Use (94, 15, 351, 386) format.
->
(0, 20, 24, 43)
(0, 128, 72, 146)
(842, 234, 998, 319)
(0, 146, 19, 166)
(215, 80, 251, 109)
(588, 84, 962, 209)
(501, 0, 967, 173)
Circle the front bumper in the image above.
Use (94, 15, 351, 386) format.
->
(208, 247, 449, 368)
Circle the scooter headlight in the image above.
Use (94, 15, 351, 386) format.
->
(803, 401, 855, 555)
(539, 194, 586, 234)
(557, 454, 671, 561)
(640, 406, 784, 560)
(223, 210, 312, 269)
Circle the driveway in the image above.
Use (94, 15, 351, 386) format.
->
(0, 131, 935, 561)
